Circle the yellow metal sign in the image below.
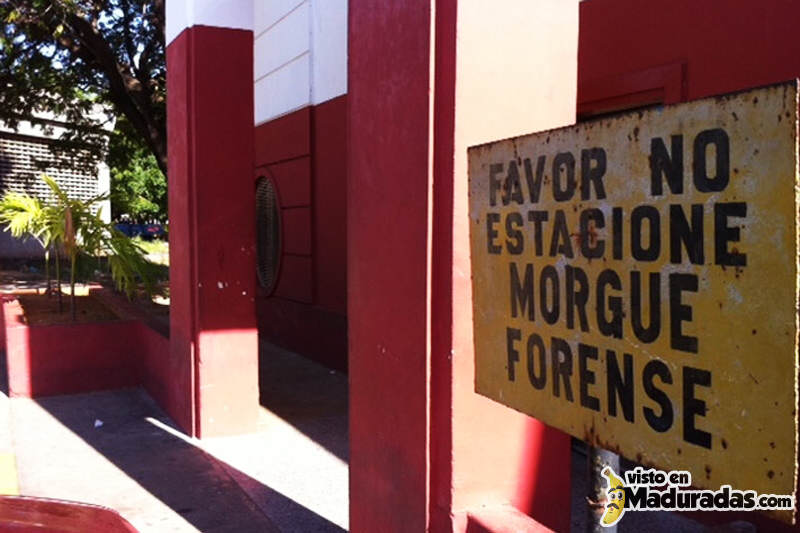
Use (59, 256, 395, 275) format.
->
(468, 83, 799, 506)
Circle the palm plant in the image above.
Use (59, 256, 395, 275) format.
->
(0, 174, 156, 321)
(0, 192, 65, 309)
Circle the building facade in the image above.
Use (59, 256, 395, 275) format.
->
(164, 1, 800, 531)
(0, 114, 112, 258)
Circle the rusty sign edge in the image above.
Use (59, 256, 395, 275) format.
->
(467, 81, 799, 521)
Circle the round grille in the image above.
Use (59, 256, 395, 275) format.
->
(255, 177, 281, 292)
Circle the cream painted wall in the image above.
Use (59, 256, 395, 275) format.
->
(449, 0, 579, 512)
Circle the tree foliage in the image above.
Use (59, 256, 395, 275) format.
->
(108, 115, 166, 221)
(0, 0, 166, 175)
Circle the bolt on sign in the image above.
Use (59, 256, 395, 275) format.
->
(468, 82, 799, 517)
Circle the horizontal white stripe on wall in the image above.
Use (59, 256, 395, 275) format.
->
(254, 2, 310, 81)
(255, 0, 306, 36)
(166, 1, 346, 124)
(255, 54, 311, 123)
(254, 0, 347, 125)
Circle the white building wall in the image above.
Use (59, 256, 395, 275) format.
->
(166, 0, 254, 44)
(165, 1, 347, 126)
(0, 112, 114, 257)
(0, 111, 114, 223)
(254, 0, 347, 125)
(254, 1, 311, 123)
(310, 0, 348, 106)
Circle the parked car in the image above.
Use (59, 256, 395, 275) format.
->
(143, 224, 166, 239)
(0, 495, 139, 532)
(114, 223, 166, 240)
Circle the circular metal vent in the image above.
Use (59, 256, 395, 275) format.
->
(255, 177, 281, 293)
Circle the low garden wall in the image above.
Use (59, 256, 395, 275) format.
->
(2, 291, 172, 411)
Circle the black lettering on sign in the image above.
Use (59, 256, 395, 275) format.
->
(524, 156, 546, 203)
(551, 336, 574, 402)
(643, 360, 674, 433)
(503, 161, 525, 205)
(505, 211, 524, 254)
(607, 350, 634, 423)
(549, 210, 574, 258)
(526, 333, 547, 390)
(612, 207, 623, 260)
(714, 202, 747, 266)
(581, 148, 607, 200)
(580, 208, 605, 259)
(528, 210, 548, 256)
(650, 135, 683, 196)
(489, 163, 504, 206)
(509, 263, 534, 321)
(552, 152, 576, 202)
(578, 343, 600, 412)
(669, 273, 699, 353)
(683, 366, 712, 449)
(566, 265, 589, 332)
(670, 204, 704, 265)
(540, 265, 560, 324)
(693, 128, 730, 192)
(631, 205, 661, 261)
(487, 212, 501, 254)
(597, 269, 623, 339)
(630, 271, 661, 343)
(506, 327, 521, 381)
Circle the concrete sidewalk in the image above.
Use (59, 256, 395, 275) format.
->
(1, 341, 349, 533)
(204, 342, 348, 533)
(9, 389, 279, 532)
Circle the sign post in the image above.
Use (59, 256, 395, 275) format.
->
(468, 82, 799, 519)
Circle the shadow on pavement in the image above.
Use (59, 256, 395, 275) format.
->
(26, 389, 344, 533)
(258, 340, 348, 464)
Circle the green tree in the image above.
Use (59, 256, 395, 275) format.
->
(108, 116, 166, 221)
(0, 1, 166, 174)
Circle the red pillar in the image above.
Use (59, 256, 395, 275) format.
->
(166, 24, 259, 437)
(347, 2, 433, 530)
(348, 1, 578, 531)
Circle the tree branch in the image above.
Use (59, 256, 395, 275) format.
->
(64, 10, 167, 175)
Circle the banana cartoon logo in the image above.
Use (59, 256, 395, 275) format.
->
(600, 467, 626, 527)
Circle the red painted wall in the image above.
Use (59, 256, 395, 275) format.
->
(3, 300, 140, 398)
(348, 2, 579, 532)
(348, 1, 433, 531)
(579, 0, 800, 106)
(580, 0, 800, 529)
(167, 25, 260, 437)
(166, 28, 198, 434)
(2, 292, 172, 410)
(136, 321, 174, 418)
(254, 95, 348, 372)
